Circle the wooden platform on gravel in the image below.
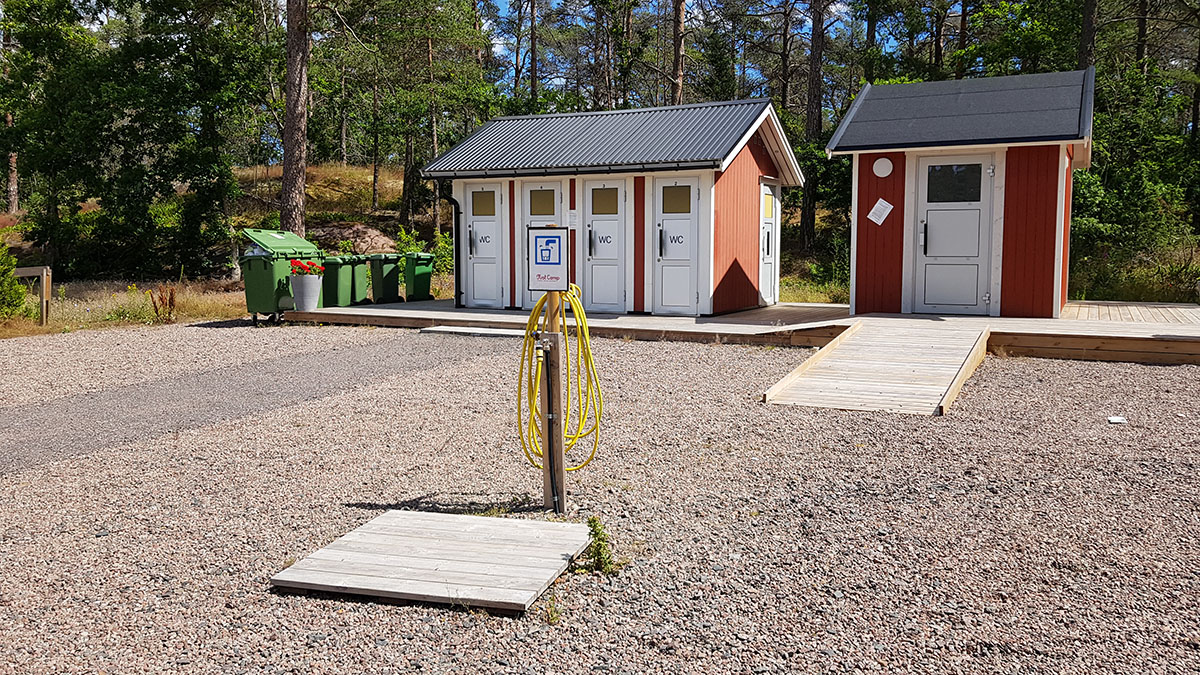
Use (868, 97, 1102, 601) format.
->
(763, 321, 990, 416)
(270, 511, 590, 612)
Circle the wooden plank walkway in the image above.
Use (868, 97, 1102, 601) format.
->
(270, 511, 590, 612)
(764, 322, 990, 416)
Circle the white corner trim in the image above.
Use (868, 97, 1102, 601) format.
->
(900, 153, 917, 314)
(1052, 148, 1068, 318)
(699, 171, 716, 315)
(989, 150, 1006, 317)
(849, 157, 859, 315)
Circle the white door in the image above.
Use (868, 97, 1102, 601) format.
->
(464, 184, 504, 308)
(653, 177, 699, 315)
(914, 156, 993, 315)
(522, 181, 563, 308)
(759, 183, 779, 305)
(583, 181, 625, 313)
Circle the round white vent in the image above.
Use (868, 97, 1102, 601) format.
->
(872, 157, 893, 178)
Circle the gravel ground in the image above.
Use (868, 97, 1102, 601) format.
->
(1, 323, 1198, 673)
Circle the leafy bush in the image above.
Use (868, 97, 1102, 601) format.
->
(0, 242, 26, 318)
(394, 226, 425, 255)
(431, 231, 454, 274)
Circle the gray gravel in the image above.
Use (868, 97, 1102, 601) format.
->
(1, 323, 1198, 673)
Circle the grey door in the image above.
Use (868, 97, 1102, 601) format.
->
(914, 156, 993, 315)
(465, 184, 503, 308)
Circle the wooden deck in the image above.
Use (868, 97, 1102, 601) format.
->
(286, 299, 1200, 364)
(270, 510, 590, 612)
(763, 321, 990, 415)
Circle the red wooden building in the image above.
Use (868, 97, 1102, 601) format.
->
(423, 100, 804, 316)
(827, 68, 1095, 318)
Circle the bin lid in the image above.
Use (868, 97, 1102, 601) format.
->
(241, 228, 323, 257)
(368, 253, 401, 261)
(405, 251, 435, 260)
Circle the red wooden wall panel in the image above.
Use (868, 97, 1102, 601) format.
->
(1001, 145, 1059, 317)
(508, 180, 516, 308)
(854, 152, 906, 314)
(713, 135, 778, 314)
(633, 176, 646, 312)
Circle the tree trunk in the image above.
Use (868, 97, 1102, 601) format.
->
(1135, 0, 1148, 64)
(529, 0, 538, 109)
(428, 36, 440, 234)
(955, 0, 968, 79)
(779, 3, 793, 108)
(1078, 0, 1096, 69)
(282, 0, 309, 237)
(3, 8, 16, 214)
(5, 112, 15, 214)
(372, 71, 380, 211)
(340, 65, 348, 165)
(800, 0, 827, 250)
(933, 9, 944, 71)
(670, 0, 685, 105)
(864, 0, 878, 83)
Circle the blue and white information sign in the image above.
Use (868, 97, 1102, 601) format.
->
(526, 226, 569, 292)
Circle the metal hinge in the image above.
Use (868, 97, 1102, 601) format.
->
(983, 292, 992, 304)
(987, 165, 995, 177)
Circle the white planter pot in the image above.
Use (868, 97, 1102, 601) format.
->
(290, 274, 323, 312)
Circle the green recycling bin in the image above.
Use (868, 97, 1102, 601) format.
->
(404, 252, 435, 301)
(322, 256, 353, 307)
(347, 255, 371, 305)
(368, 253, 402, 304)
(239, 228, 325, 322)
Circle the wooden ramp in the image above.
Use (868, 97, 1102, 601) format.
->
(764, 321, 990, 416)
(271, 510, 590, 612)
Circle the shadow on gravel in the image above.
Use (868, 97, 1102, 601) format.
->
(345, 492, 542, 516)
(268, 585, 524, 616)
(189, 318, 255, 328)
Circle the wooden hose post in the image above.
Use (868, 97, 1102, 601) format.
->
(540, 330, 567, 514)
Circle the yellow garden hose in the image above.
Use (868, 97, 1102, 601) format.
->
(517, 284, 603, 472)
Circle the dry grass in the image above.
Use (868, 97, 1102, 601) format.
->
(0, 280, 246, 339)
(779, 276, 850, 304)
(232, 164, 406, 216)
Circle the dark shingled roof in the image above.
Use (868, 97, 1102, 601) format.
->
(827, 68, 1095, 154)
(423, 99, 801, 183)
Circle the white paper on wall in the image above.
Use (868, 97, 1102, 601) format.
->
(867, 198, 893, 225)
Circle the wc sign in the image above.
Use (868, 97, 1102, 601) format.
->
(527, 227, 569, 291)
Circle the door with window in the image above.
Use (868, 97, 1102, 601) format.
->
(759, 183, 779, 305)
(914, 156, 993, 315)
(522, 181, 562, 308)
(653, 177, 699, 315)
(464, 184, 503, 308)
(583, 181, 625, 313)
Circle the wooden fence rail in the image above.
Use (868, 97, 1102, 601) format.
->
(14, 266, 51, 326)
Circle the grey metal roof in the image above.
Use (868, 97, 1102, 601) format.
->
(424, 99, 791, 180)
(827, 68, 1095, 154)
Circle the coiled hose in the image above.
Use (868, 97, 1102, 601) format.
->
(517, 284, 603, 471)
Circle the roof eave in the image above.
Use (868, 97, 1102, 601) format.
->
(422, 160, 724, 180)
(828, 135, 1090, 155)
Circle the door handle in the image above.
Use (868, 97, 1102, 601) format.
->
(468, 229, 475, 256)
(588, 229, 595, 257)
(658, 227, 664, 259)
(920, 219, 928, 257)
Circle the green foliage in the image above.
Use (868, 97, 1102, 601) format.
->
(101, 284, 154, 324)
(431, 231, 454, 275)
(582, 516, 616, 575)
(394, 226, 425, 255)
(0, 242, 26, 318)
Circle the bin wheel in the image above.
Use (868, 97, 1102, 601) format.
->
(251, 313, 258, 327)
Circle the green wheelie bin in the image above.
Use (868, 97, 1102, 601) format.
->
(322, 256, 353, 307)
(347, 255, 371, 305)
(368, 253, 402, 304)
(239, 228, 324, 324)
(404, 252, 435, 301)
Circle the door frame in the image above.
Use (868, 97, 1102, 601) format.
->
(758, 179, 781, 306)
(455, 179, 507, 309)
(519, 180, 565, 309)
(651, 175, 701, 315)
(580, 178, 627, 313)
(901, 149, 1005, 317)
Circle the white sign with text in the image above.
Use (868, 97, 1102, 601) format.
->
(526, 227, 570, 292)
